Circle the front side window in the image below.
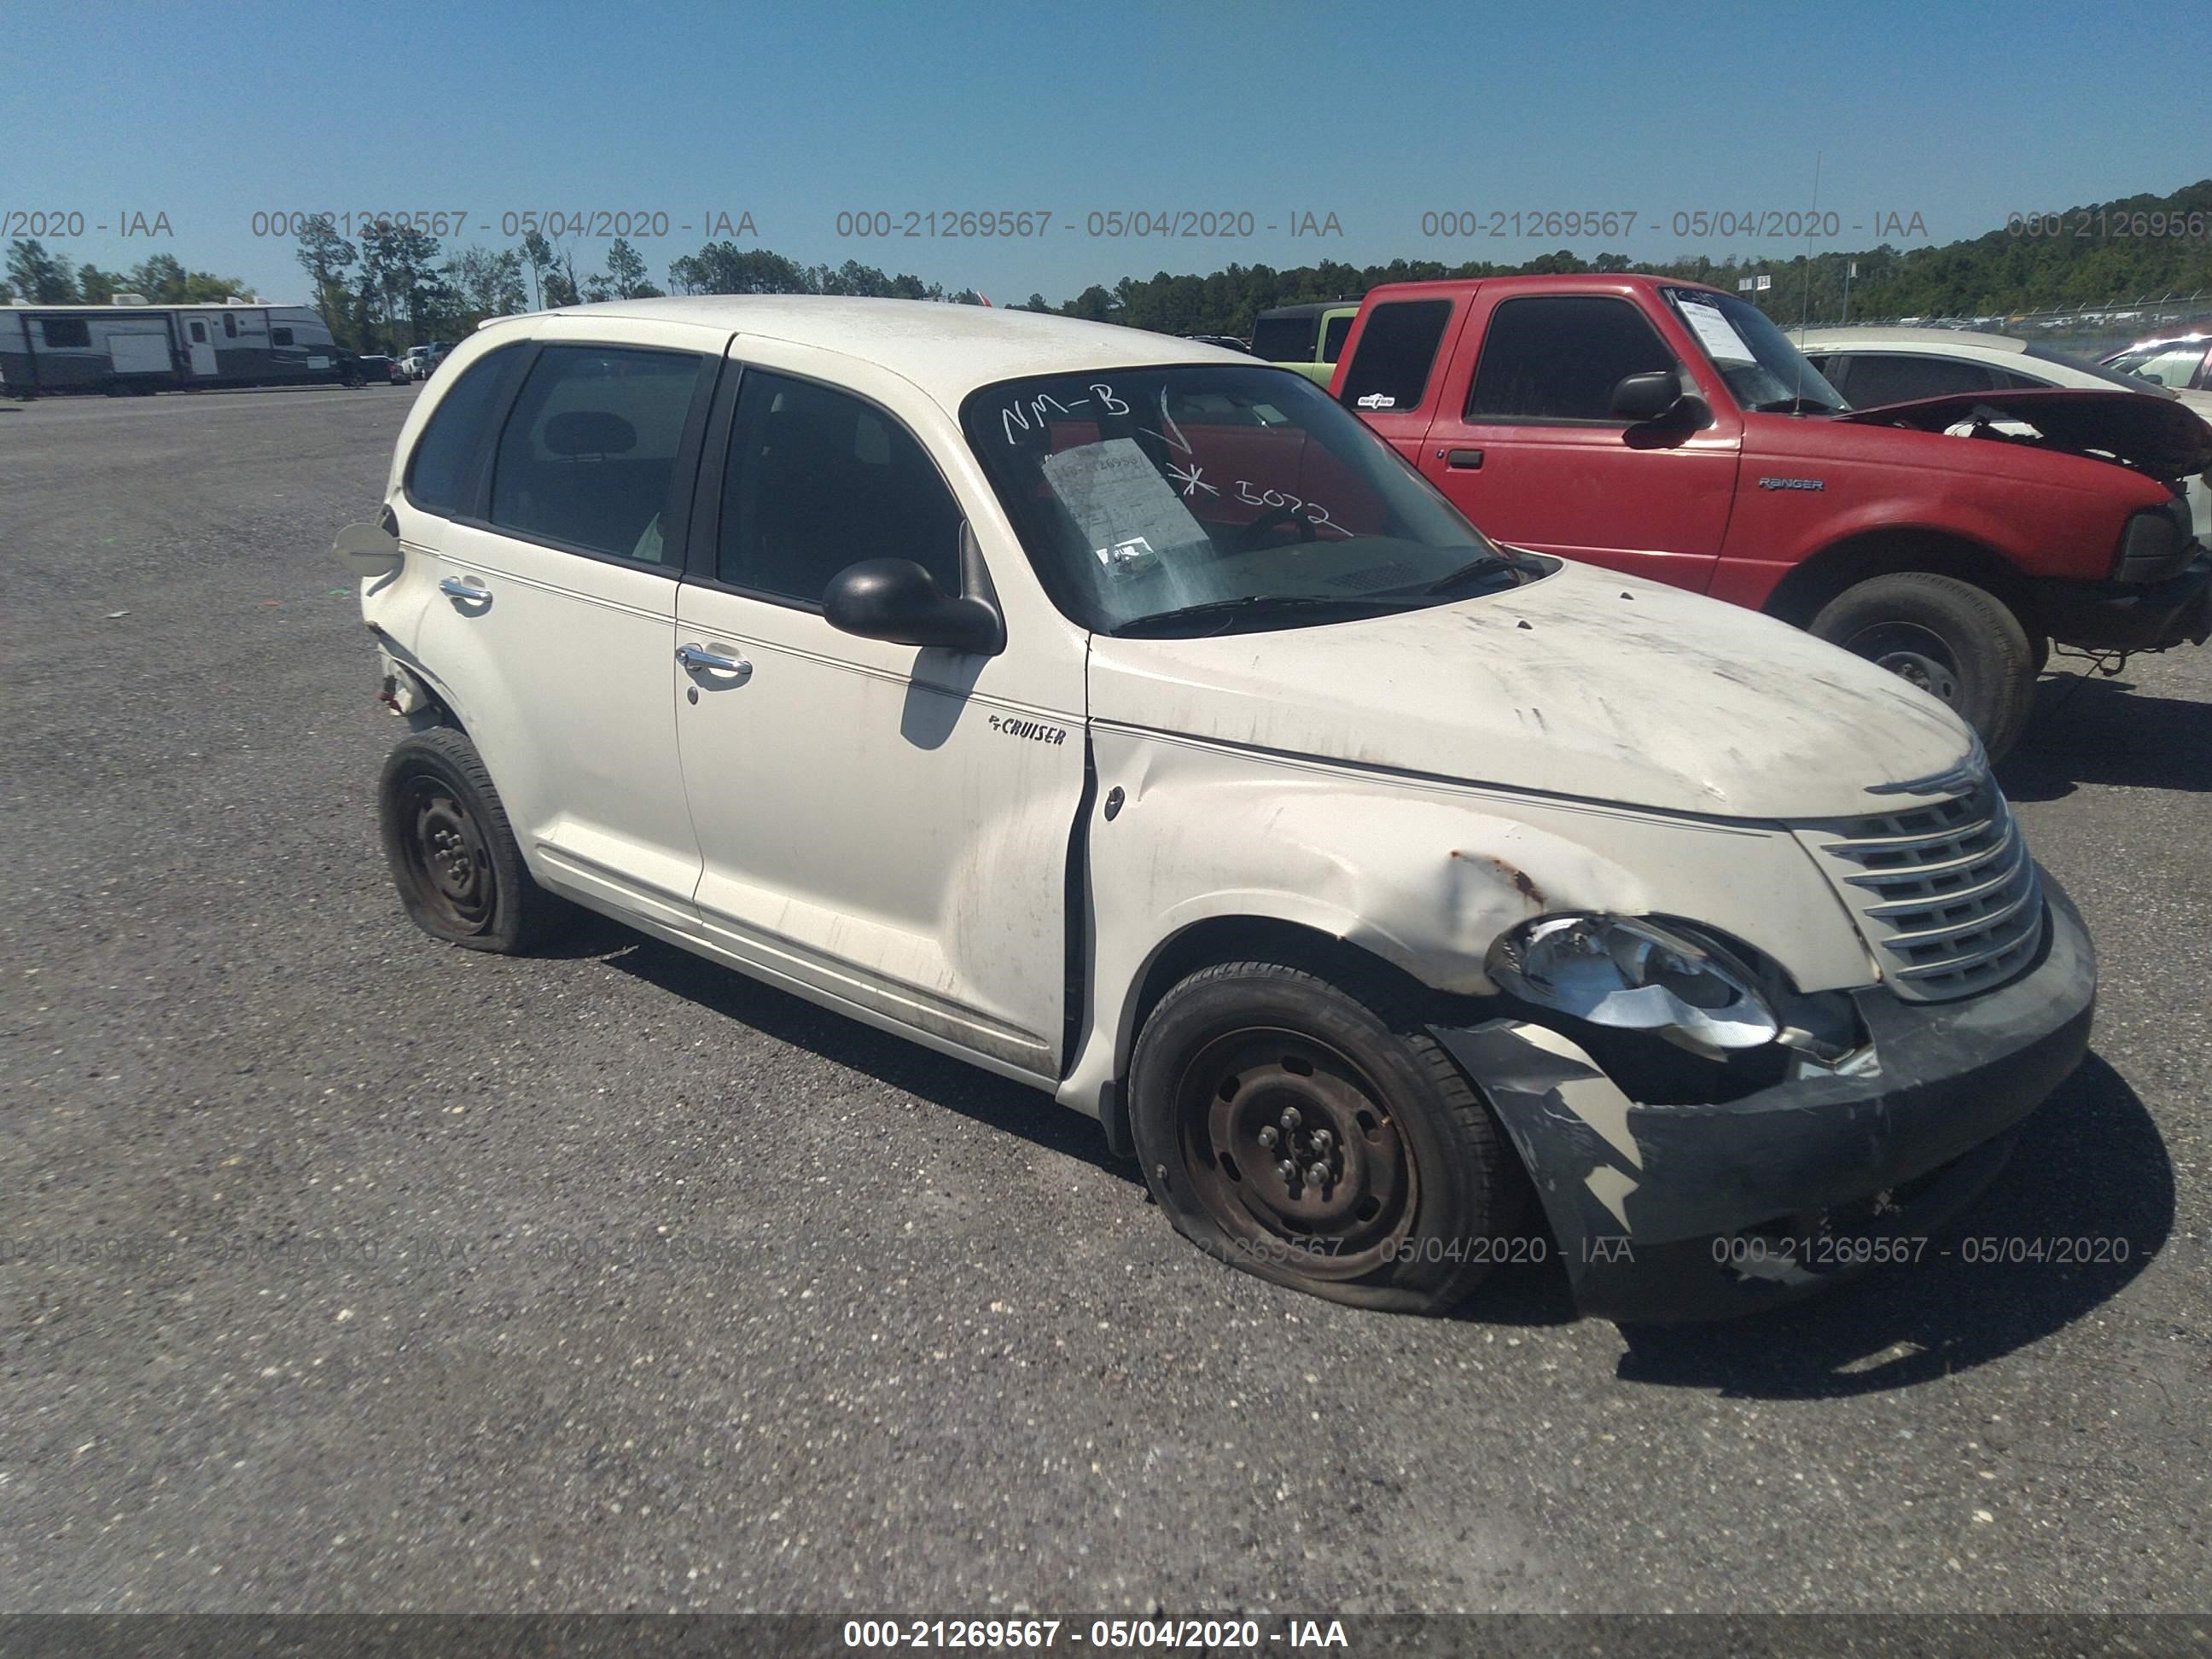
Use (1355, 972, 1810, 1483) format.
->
(1251, 311, 1319, 363)
(488, 346, 707, 563)
(1663, 288, 1846, 414)
(1337, 299, 1452, 413)
(405, 343, 527, 516)
(1320, 312, 1354, 362)
(719, 370, 963, 604)
(1467, 296, 1676, 422)
(964, 364, 1525, 637)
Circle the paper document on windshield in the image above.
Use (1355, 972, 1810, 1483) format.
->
(1678, 299, 1756, 364)
(1041, 438, 1208, 579)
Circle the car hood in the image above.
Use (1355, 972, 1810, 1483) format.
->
(1839, 387, 2212, 480)
(1086, 559, 1976, 820)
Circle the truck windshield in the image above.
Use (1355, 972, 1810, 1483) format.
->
(963, 364, 1526, 636)
(1664, 288, 1848, 415)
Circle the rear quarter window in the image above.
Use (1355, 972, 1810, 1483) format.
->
(1336, 300, 1453, 413)
(405, 344, 529, 517)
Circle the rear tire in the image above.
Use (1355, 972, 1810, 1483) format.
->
(1129, 960, 1524, 1315)
(1809, 572, 2035, 760)
(378, 726, 573, 953)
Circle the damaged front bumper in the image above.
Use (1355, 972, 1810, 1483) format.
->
(1432, 877, 2096, 1323)
(2034, 550, 2212, 652)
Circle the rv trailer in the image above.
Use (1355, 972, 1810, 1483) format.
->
(0, 300, 350, 398)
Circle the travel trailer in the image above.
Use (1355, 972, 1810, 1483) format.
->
(0, 299, 349, 396)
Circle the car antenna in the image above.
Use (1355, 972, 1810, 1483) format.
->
(1793, 150, 1820, 412)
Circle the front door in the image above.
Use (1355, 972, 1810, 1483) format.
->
(1417, 291, 1740, 591)
(673, 356, 1086, 1077)
(183, 317, 216, 377)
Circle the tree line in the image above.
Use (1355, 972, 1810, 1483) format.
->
(5, 178, 2207, 348)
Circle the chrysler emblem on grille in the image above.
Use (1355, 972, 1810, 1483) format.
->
(1866, 738, 1989, 799)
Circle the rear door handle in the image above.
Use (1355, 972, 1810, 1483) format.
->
(1443, 448, 1484, 470)
(438, 575, 490, 601)
(677, 642, 752, 683)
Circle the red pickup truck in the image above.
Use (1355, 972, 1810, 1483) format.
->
(1329, 275, 2212, 755)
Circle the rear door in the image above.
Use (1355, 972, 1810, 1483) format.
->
(671, 344, 1086, 1078)
(401, 323, 723, 928)
(1415, 291, 1741, 591)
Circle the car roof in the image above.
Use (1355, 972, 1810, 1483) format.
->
(524, 296, 1241, 406)
(1361, 273, 1727, 304)
(1793, 326, 2029, 355)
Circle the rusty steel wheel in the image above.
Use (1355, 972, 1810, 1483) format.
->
(1178, 1027, 1417, 1279)
(377, 726, 573, 954)
(1129, 959, 1524, 1314)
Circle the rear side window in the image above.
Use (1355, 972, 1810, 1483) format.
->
(1252, 312, 1319, 363)
(405, 344, 527, 517)
(1336, 300, 1453, 412)
(271, 327, 294, 346)
(719, 370, 963, 605)
(1466, 296, 1674, 422)
(40, 317, 90, 347)
(489, 346, 710, 564)
(1837, 353, 1996, 405)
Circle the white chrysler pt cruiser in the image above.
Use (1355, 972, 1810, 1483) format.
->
(338, 297, 2095, 1322)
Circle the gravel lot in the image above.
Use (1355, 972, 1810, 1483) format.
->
(1, 387, 2206, 1615)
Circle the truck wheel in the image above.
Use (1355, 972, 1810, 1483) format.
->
(1809, 573, 2034, 760)
(378, 726, 573, 953)
(1129, 961, 1524, 1315)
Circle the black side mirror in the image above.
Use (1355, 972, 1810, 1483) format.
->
(824, 559, 1004, 654)
(1610, 370, 1685, 422)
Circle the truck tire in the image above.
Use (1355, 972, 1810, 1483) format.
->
(378, 726, 574, 953)
(1129, 960, 1524, 1315)
(1809, 572, 2035, 760)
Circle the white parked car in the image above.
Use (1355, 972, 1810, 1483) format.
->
(1797, 325, 2212, 538)
(337, 298, 2094, 1323)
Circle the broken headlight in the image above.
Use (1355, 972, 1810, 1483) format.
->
(1486, 914, 1779, 1054)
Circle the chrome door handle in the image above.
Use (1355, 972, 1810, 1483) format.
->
(677, 643, 752, 681)
(438, 575, 489, 600)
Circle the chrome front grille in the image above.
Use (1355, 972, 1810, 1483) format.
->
(1800, 779, 2046, 1003)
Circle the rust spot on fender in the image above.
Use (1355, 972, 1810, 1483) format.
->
(1449, 850, 1545, 907)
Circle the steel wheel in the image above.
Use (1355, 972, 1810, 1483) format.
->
(1173, 1026, 1419, 1279)
(394, 771, 498, 936)
(1844, 620, 1961, 706)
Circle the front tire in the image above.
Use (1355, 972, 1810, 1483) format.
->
(1129, 961, 1524, 1315)
(1808, 572, 2035, 760)
(378, 726, 573, 953)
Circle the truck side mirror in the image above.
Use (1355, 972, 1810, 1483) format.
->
(1610, 370, 1685, 422)
(824, 559, 1005, 655)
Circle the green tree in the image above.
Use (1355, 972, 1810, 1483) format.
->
(667, 242, 814, 294)
(294, 215, 359, 344)
(74, 264, 121, 305)
(445, 246, 528, 326)
(7, 239, 78, 303)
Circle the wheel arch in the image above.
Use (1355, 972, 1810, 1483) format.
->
(1761, 527, 2043, 641)
(1100, 913, 1447, 1157)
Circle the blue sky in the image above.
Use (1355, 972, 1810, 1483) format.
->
(11, 0, 2207, 306)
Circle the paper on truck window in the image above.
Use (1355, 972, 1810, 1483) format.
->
(1040, 437, 1208, 579)
(1678, 300, 1756, 364)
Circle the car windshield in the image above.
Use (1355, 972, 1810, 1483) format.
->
(2102, 340, 2207, 389)
(962, 364, 1528, 636)
(1665, 288, 1848, 414)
